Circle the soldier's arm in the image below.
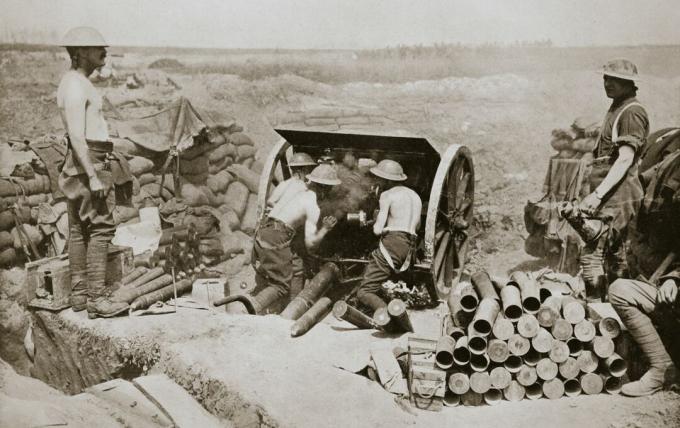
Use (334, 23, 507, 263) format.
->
(373, 191, 390, 236)
(303, 194, 334, 250)
(267, 180, 288, 207)
(593, 145, 635, 199)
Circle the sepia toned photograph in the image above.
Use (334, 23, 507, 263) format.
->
(0, 1, 679, 426)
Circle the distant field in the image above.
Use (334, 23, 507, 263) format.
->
(3, 43, 679, 83)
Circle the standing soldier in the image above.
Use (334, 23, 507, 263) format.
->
(356, 160, 422, 312)
(578, 59, 649, 294)
(57, 27, 133, 318)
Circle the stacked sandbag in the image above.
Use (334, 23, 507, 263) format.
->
(0, 160, 54, 266)
(0, 117, 261, 274)
(549, 116, 600, 160)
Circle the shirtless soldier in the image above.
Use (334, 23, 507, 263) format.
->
(265, 152, 317, 298)
(247, 163, 340, 314)
(57, 27, 133, 318)
(267, 152, 317, 208)
(357, 160, 422, 312)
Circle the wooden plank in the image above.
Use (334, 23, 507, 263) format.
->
(86, 378, 173, 427)
(133, 374, 224, 428)
(370, 347, 409, 395)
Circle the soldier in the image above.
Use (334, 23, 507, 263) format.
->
(609, 150, 680, 396)
(356, 160, 422, 312)
(57, 27, 133, 318)
(266, 152, 318, 298)
(578, 59, 649, 294)
(266, 152, 317, 208)
(248, 164, 339, 313)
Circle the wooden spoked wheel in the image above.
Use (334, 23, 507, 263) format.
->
(424, 145, 474, 299)
(256, 138, 291, 223)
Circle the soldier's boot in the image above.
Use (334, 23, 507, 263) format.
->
(85, 233, 128, 318)
(86, 296, 130, 319)
(357, 291, 388, 313)
(70, 281, 88, 312)
(622, 364, 676, 397)
(252, 286, 288, 314)
(618, 304, 675, 397)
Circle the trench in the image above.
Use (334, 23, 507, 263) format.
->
(25, 310, 276, 428)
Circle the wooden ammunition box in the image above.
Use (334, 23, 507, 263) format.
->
(407, 336, 447, 404)
(25, 245, 134, 310)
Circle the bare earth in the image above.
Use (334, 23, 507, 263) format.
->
(1, 45, 679, 427)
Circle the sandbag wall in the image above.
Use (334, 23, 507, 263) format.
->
(0, 161, 63, 267)
(0, 125, 264, 275)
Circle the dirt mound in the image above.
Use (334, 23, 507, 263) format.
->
(148, 57, 185, 69)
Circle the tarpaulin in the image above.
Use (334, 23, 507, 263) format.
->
(109, 97, 210, 153)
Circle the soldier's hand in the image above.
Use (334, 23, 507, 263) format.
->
(657, 279, 678, 305)
(88, 175, 107, 199)
(322, 216, 338, 230)
(580, 192, 601, 215)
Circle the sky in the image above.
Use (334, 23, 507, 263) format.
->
(1, 0, 679, 49)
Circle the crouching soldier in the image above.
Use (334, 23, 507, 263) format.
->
(357, 160, 422, 312)
(266, 152, 318, 299)
(231, 164, 340, 314)
(609, 151, 680, 396)
(57, 27, 133, 318)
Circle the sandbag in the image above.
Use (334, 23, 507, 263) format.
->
(202, 186, 219, 207)
(0, 231, 12, 249)
(113, 206, 139, 224)
(241, 158, 254, 169)
(181, 171, 209, 186)
(199, 237, 225, 258)
(179, 182, 209, 207)
(223, 254, 249, 276)
(232, 230, 254, 264)
(228, 132, 254, 147)
(179, 142, 218, 161)
(138, 172, 156, 186)
(227, 164, 260, 194)
(209, 143, 237, 164)
(207, 170, 233, 194)
(179, 155, 209, 175)
(571, 138, 597, 153)
(208, 156, 234, 175)
(240, 194, 258, 235)
(0, 176, 50, 197)
(0, 247, 17, 267)
(218, 231, 244, 259)
(11, 224, 43, 250)
(236, 145, 256, 162)
(182, 213, 218, 236)
(0, 206, 33, 231)
(250, 159, 264, 174)
(140, 183, 173, 201)
(223, 182, 249, 218)
(128, 156, 155, 176)
(217, 206, 240, 231)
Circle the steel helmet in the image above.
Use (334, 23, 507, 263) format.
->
(370, 159, 407, 181)
(306, 164, 341, 186)
(60, 27, 108, 47)
(599, 59, 641, 82)
(288, 152, 317, 167)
